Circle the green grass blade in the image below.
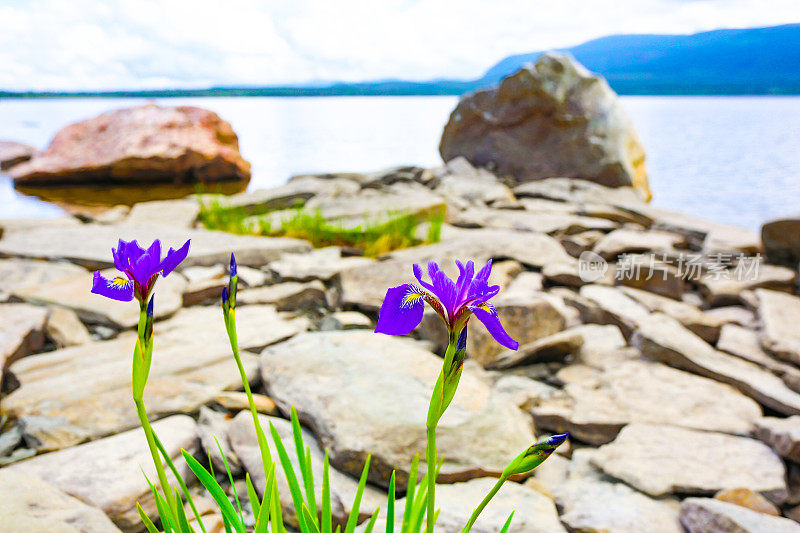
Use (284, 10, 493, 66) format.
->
(321, 449, 332, 533)
(386, 472, 395, 533)
(137, 502, 161, 533)
(363, 507, 381, 533)
(401, 454, 419, 533)
(254, 463, 276, 533)
(499, 511, 515, 533)
(305, 446, 319, 522)
(269, 472, 285, 533)
(303, 504, 322, 533)
(214, 435, 245, 526)
(181, 449, 244, 532)
(246, 473, 261, 519)
(345, 456, 371, 533)
(154, 486, 176, 533)
(269, 421, 309, 532)
(174, 486, 194, 533)
(141, 468, 175, 533)
(153, 432, 208, 533)
(291, 407, 318, 522)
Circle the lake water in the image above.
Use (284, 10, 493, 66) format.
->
(1, 95, 799, 231)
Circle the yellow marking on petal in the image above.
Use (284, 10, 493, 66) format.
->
(112, 277, 130, 286)
(403, 292, 424, 306)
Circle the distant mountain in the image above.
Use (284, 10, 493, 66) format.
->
(3, 24, 799, 98)
(479, 24, 800, 95)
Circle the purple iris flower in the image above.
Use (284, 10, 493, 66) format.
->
(375, 259, 519, 350)
(91, 238, 190, 303)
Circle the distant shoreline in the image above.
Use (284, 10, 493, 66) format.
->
(4, 88, 800, 99)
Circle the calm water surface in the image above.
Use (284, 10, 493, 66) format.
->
(1, 95, 799, 231)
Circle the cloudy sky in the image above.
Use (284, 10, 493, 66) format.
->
(2, 0, 799, 91)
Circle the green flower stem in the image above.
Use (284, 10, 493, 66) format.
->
(224, 309, 274, 471)
(461, 475, 507, 533)
(425, 332, 458, 533)
(425, 424, 437, 533)
(132, 307, 176, 520)
(135, 398, 175, 515)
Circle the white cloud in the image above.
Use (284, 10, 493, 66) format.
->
(1, 0, 798, 90)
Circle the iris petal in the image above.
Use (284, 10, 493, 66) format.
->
(91, 271, 134, 302)
(469, 303, 519, 350)
(125, 240, 145, 265)
(474, 259, 493, 283)
(160, 239, 191, 277)
(112, 239, 128, 272)
(131, 251, 158, 286)
(413, 263, 435, 292)
(455, 260, 474, 304)
(146, 239, 162, 264)
(375, 283, 426, 335)
(431, 268, 458, 319)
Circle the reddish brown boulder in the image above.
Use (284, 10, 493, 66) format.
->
(0, 140, 37, 170)
(439, 53, 650, 200)
(10, 103, 250, 186)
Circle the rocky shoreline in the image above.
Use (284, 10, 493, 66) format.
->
(3, 53, 800, 532)
(2, 156, 800, 532)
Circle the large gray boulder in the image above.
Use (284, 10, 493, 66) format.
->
(440, 53, 650, 200)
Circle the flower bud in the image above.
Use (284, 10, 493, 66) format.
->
(227, 253, 238, 310)
(502, 433, 569, 477)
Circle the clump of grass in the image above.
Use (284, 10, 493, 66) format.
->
(198, 198, 445, 257)
(197, 197, 258, 234)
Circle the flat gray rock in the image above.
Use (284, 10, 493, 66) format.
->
(452, 207, 617, 235)
(593, 229, 684, 259)
(237, 280, 327, 311)
(303, 183, 446, 222)
(756, 289, 800, 366)
(491, 328, 584, 369)
(578, 285, 651, 338)
(2, 305, 307, 451)
(513, 177, 646, 206)
(212, 175, 360, 214)
(124, 199, 200, 228)
(555, 449, 682, 533)
(0, 258, 87, 300)
(593, 424, 787, 503)
(340, 231, 571, 311)
(0, 303, 48, 387)
(45, 306, 93, 348)
(0, 223, 310, 269)
(698, 264, 796, 306)
(467, 293, 567, 367)
(14, 268, 185, 329)
(260, 331, 534, 489)
(7, 415, 198, 532)
(620, 285, 725, 343)
(632, 313, 800, 415)
(532, 360, 761, 444)
(0, 470, 121, 532)
(270, 247, 374, 282)
(680, 497, 800, 533)
(717, 324, 800, 390)
(754, 416, 800, 463)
